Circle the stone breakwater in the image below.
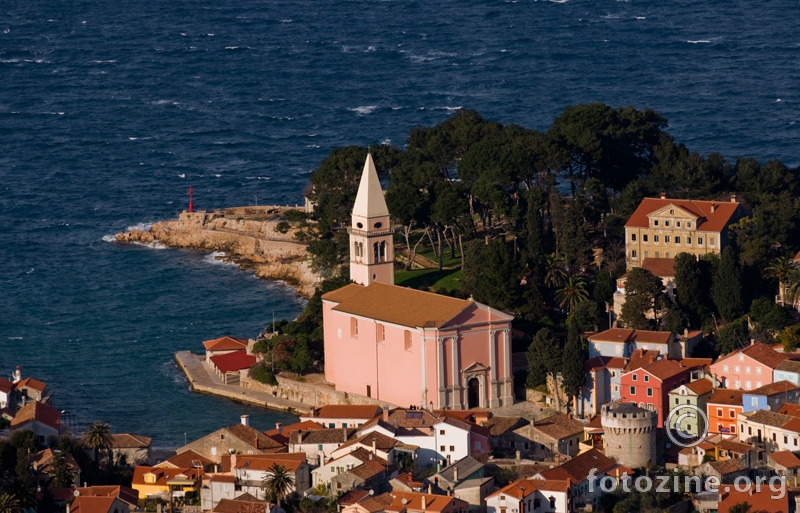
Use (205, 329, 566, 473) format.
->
(115, 207, 320, 297)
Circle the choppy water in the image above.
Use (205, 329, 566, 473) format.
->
(1, 0, 798, 446)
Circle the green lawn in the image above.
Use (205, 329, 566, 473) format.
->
(416, 246, 463, 268)
(395, 267, 465, 294)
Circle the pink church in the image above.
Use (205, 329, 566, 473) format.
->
(322, 155, 515, 410)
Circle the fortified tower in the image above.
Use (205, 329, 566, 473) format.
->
(348, 154, 394, 286)
(601, 402, 657, 468)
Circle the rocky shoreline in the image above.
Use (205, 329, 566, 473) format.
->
(115, 207, 320, 297)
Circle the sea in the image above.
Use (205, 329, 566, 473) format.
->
(1, 0, 798, 448)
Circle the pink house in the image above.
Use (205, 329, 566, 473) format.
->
(710, 342, 790, 391)
(322, 155, 515, 410)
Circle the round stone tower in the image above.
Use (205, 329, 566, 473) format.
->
(601, 402, 657, 469)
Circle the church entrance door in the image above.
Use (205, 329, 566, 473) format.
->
(467, 378, 480, 409)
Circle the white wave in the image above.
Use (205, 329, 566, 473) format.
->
(133, 240, 167, 250)
(776, 99, 783, 102)
(443, 106, 463, 111)
(207, 33, 215, 36)
(380, 138, 391, 146)
(125, 222, 153, 232)
(687, 40, 711, 44)
(101, 234, 116, 242)
(409, 54, 435, 62)
(152, 99, 172, 105)
(635, 16, 646, 19)
(26, 268, 34, 274)
(349, 105, 378, 115)
(306, 144, 320, 148)
(203, 251, 236, 266)
(280, 19, 292, 23)
(178, 173, 185, 178)
(215, 174, 221, 177)
(7, 337, 22, 340)
(91, 60, 116, 63)
(550, 0, 568, 3)
(365, 46, 376, 52)
(225, 46, 239, 50)
(129, 137, 138, 140)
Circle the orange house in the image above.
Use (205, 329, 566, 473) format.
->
(707, 389, 745, 436)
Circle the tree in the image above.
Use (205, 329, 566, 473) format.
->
(543, 253, 566, 289)
(82, 421, 113, 472)
(261, 463, 295, 507)
(765, 256, 800, 304)
(778, 324, 800, 353)
(674, 252, 706, 326)
(48, 452, 75, 489)
(728, 502, 751, 513)
(526, 328, 561, 390)
(568, 300, 601, 332)
(0, 494, 20, 513)
(749, 297, 791, 335)
(712, 247, 744, 322)
(562, 318, 588, 412)
(555, 275, 589, 314)
(463, 239, 522, 312)
(620, 268, 664, 329)
(716, 321, 748, 355)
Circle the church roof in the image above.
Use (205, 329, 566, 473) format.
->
(324, 282, 475, 329)
(352, 154, 389, 218)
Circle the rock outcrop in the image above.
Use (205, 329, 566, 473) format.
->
(116, 207, 320, 297)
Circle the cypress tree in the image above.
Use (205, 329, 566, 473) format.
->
(562, 318, 588, 411)
(712, 246, 744, 322)
(526, 328, 560, 388)
(674, 252, 703, 326)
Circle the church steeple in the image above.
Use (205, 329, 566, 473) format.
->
(349, 154, 394, 286)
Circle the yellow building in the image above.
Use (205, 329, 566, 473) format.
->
(131, 466, 202, 506)
(624, 194, 744, 268)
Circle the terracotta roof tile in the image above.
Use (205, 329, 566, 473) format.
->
(777, 403, 800, 418)
(203, 336, 248, 351)
(392, 472, 423, 489)
(530, 413, 584, 440)
(715, 439, 753, 454)
(539, 448, 615, 483)
(110, 433, 152, 449)
(747, 410, 795, 429)
(638, 358, 687, 381)
(209, 350, 256, 374)
(587, 328, 633, 342)
(0, 378, 14, 394)
(233, 454, 305, 472)
(683, 379, 714, 395)
(70, 496, 117, 513)
(11, 401, 60, 430)
(338, 489, 371, 507)
(768, 450, 800, 469)
(335, 430, 399, 453)
(748, 380, 799, 396)
(719, 488, 788, 513)
(717, 342, 790, 370)
(624, 197, 741, 233)
(383, 492, 468, 513)
(326, 282, 475, 329)
(484, 416, 529, 436)
(349, 459, 390, 480)
(212, 499, 269, 513)
(16, 377, 47, 392)
(708, 458, 745, 476)
(641, 258, 676, 277)
(160, 450, 213, 469)
(290, 427, 357, 445)
(775, 360, 800, 373)
(132, 466, 202, 487)
(624, 349, 661, 371)
(350, 493, 395, 513)
(226, 424, 286, 451)
(708, 389, 745, 406)
(71, 486, 138, 506)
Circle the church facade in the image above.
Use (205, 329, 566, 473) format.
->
(321, 154, 514, 409)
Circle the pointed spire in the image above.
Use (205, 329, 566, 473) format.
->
(352, 153, 389, 219)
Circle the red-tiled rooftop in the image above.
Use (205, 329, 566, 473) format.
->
(641, 257, 676, 277)
(769, 450, 800, 469)
(637, 358, 686, 380)
(310, 405, 382, 419)
(683, 379, 714, 395)
(209, 350, 256, 373)
(0, 378, 14, 394)
(11, 401, 60, 430)
(539, 449, 615, 483)
(708, 389, 745, 406)
(530, 413, 585, 440)
(717, 342, 789, 370)
(748, 380, 798, 396)
(624, 197, 740, 233)
(16, 377, 47, 392)
(203, 336, 248, 351)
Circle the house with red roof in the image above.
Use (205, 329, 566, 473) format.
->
(231, 453, 310, 500)
(717, 488, 789, 513)
(200, 474, 238, 511)
(109, 433, 152, 466)
(208, 350, 257, 385)
(69, 496, 131, 513)
(131, 466, 203, 506)
(742, 381, 800, 413)
(301, 405, 384, 429)
(587, 328, 701, 360)
(178, 416, 286, 464)
(578, 356, 628, 417)
(533, 448, 616, 508)
(624, 194, 744, 268)
(707, 389, 745, 436)
(0, 377, 13, 411)
(15, 376, 52, 407)
(710, 342, 790, 391)
(486, 478, 572, 513)
(737, 410, 800, 455)
(263, 419, 323, 446)
(621, 358, 689, 427)
(203, 336, 249, 363)
(10, 400, 60, 443)
(668, 377, 715, 437)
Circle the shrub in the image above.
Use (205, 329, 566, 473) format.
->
(275, 221, 291, 234)
(283, 209, 307, 223)
(249, 362, 278, 386)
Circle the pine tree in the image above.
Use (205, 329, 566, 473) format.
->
(674, 252, 704, 326)
(712, 246, 744, 322)
(562, 318, 588, 412)
(526, 328, 560, 388)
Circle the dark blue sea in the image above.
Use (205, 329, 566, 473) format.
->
(1, 0, 798, 447)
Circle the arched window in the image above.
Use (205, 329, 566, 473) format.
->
(379, 241, 386, 262)
(373, 243, 379, 263)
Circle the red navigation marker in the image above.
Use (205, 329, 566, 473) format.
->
(187, 186, 194, 212)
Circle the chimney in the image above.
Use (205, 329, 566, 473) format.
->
(453, 465, 458, 482)
(276, 422, 283, 435)
(241, 415, 250, 427)
(309, 407, 315, 418)
(516, 450, 521, 461)
(749, 486, 755, 496)
(447, 454, 451, 465)
(422, 496, 427, 511)
(372, 438, 377, 454)
(710, 203, 716, 213)
(254, 435, 259, 450)
(383, 408, 389, 422)
(344, 430, 348, 443)
(660, 191, 666, 199)
(731, 193, 737, 203)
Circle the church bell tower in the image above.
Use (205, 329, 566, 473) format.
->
(349, 154, 394, 286)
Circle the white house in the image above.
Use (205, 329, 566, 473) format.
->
(486, 478, 572, 513)
(312, 448, 390, 488)
(288, 428, 358, 465)
(737, 410, 800, 456)
(201, 474, 237, 510)
(534, 449, 617, 508)
(301, 405, 383, 429)
(231, 453, 310, 498)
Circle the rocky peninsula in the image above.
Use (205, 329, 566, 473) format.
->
(115, 206, 320, 297)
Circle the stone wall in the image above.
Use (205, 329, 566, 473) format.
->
(240, 375, 396, 409)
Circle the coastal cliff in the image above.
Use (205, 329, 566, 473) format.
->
(115, 207, 320, 297)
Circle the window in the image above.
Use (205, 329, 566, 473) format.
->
(655, 252, 660, 258)
(739, 355, 744, 362)
(644, 251, 649, 258)
(211, 447, 217, 456)
(756, 367, 762, 375)
(666, 252, 671, 258)
(329, 423, 335, 428)
(631, 250, 637, 258)
(351, 318, 358, 337)
(735, 380, 740, 388)
(644, 375, 649, 382)
(318, 444, 323, 450)
(647, 388, 653, 397)
(654, 220, 659, 226)
(440, 430, 445, 435)
(643, 234, 649, 242)
(665, 235, 671, 243)
(731, 425, 736, 434)
(748, 427, 752, 435)
(654, 235, 660, 243)
(687, 222, 692, 228)
(450, 446, 455, 452)
(795, 439, 798, 447)
(729, 409, 736, 418)
(404, 330, 412, 351)
(665, 220, 671, 227)
(734, 366, 740, 373)
(677, 221, 681, 227)
(534, 500, 541, 508)
(631, 233, 637, 241)
(630, 386, 636, 395)
(745, 381, 751, 390)
(342, 423, 348, 428)
(745, 366, 751, 374)
(633, 374, 638, 381)
(675, 236, 681, 244)
(756, 382, 761, 388)
(773, 433, 777, 442)
(710, 237, 716, 246)
(675, 398, 679, 405)
(785, 436, 789, 444)
(440, 445, 445, 452)
(687, 237, 692, 244)
(549, 497, 556, 509)
(698, 237, 703, 245)
(717, 408, 723, 417)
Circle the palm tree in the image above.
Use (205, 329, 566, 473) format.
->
(82, 421, 113, 472)
(544, 253, 566, 289)
(785, 274, 800, 309)
(0, 494, 21, 513)
(556, 275, 589, 313)
(261, 463, 295, 507)
(764, 257, 799, 303)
